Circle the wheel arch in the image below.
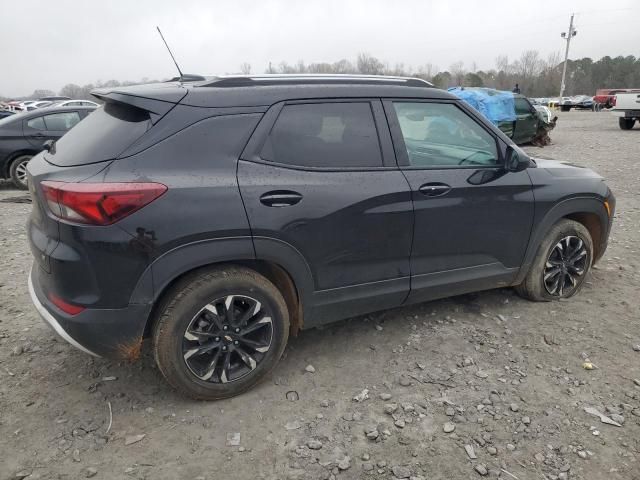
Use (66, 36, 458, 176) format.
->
(3, 149, 39, 178)
(136, 237, 312, 340)
(515, 196, 610, 285)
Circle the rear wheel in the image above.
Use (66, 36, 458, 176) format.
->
(560, 105, 571, 112)
(9, 155, 32, 190)
(153, 266, 290, 400)
(619, 118, 635, 130)
(515, 219, 593, 302)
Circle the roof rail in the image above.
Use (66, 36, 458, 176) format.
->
(201, 74, 433, 88)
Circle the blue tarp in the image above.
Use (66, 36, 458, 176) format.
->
(447, 87, 516, 125)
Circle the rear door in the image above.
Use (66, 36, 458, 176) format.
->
(384, 99, 534, 303)
(23, 111, 82, 149)
(512, 97, 539, 144)
(238, 99, 413, 324)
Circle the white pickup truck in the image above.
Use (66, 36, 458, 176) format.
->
(612, 92, 640, 130)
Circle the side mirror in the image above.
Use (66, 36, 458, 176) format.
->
(506, 146, 530, 172)
(42, 139, 56, 154)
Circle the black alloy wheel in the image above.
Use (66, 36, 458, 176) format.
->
(182, 295, 273, 383)
(543, 236, 588, 297)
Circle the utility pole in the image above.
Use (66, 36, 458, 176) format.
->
(559, 14, 577, 99)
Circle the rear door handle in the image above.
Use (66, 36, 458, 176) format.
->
(418, 183, 451, 197)
(259, 190, 303, 207)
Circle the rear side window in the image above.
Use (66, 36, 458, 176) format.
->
(48, 102, 151, 166)
(43, 112, 81, 131)
(26, 116, 46, 130)
(261, 102, 382, 168)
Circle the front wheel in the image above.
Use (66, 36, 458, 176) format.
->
(515, 219, 593, 302)
(619, 118, 635, 130)
(9, 155, 32, 190)
(153, 266, 290, 400)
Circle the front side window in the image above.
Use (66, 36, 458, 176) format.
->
(261, 102, 382, 168)
(514, 97, 533, 115)
(393, 102, 499, 168)
(43, 111, 81, 131)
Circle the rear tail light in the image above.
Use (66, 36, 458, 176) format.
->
(48, 292, 86, 315)
(40, 181, 167, 225)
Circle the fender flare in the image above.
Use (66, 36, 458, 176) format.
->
(514, 196, 609, 284)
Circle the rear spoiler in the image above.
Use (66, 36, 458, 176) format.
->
(92, 83, 188, 124)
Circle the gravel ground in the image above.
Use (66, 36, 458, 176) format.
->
(0, 111, 639, 480)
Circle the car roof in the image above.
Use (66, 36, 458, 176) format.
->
(93, 74, 458, 108)
(14, 105, 97, 119)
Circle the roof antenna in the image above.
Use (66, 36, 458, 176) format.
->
(156, 26, 184, 79)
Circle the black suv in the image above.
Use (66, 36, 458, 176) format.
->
(26, 75, 615, 399)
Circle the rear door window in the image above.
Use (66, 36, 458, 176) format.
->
(26, 116, 46, 130)
(42, 111, 81, 131)
(261, 102, 382, 168)
(47, 102, 151, 166)
(514, 97, 533, 115)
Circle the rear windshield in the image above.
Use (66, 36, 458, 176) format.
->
(47, 102, 151, 166)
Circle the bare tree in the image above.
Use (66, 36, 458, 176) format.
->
(240, 63, 251, 74)
(357, 53, 385, 75)
(449, 61, 466, 86)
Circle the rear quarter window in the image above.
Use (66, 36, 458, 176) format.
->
(47, 102, 151, 166)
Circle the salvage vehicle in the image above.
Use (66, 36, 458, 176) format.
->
(27, 75, 615, 399)
(449, 87, 555, 145)
(0, 105, 95, 189)
(612, 91, 640, 129)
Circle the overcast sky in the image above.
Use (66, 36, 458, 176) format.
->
(1, 0, 639, 97)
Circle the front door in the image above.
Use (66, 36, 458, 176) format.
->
(384, 99, 535, 303)
(238, 99, 414, 325)
(512, 97, 539, 144)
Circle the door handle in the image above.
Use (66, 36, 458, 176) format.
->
(32, 133, 46, 138)
(259, 190, 303, 207)
(418, 183, 451, 197)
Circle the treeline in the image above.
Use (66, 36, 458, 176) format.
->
(5, 52, 640, 101)
(255, 52, 640, 97)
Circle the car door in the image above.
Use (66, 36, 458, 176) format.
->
(383, 99, 535, 304)
(23, 111, 82, 149)
(512, 97, 539, 144)
(238, 99, 413, 325)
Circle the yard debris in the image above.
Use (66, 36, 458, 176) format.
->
(102, 376, 117, 381)
(353, 389, 369, 402)
(284, 420, 301, 430)
(584, 406, 622, 427)
(124, 434, 146, 445)
(226, 432, 241, 446)
(582, 362, 596, 370)
(464, 444, 477, 459)
(304, 364, 315, 373)
(105, 401, 113, 435)
(474, 464, 488, 476)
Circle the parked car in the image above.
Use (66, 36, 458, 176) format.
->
(498, 94, 547, 144)
(38, 96, 71, 102)
(0, 105, 95, 189)
(53, 100, 100, 108)
(27, 75, 615, 399)
(611, 91, 640, 129)
(0, 110, 15, 119)
(558, 95, 596, 111)
(27, 101, 54, 111)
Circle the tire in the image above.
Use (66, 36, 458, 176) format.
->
(9, 155, 32, 190)
(153, 266, 290, 400)
(560, 105, 571, 112)
(619, 118, 635, 130)
(515, 219, 593, 302)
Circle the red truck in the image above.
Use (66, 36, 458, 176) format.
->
(594, 88, 640, 108)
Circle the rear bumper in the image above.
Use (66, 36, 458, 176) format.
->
(28, 264, 151, 359)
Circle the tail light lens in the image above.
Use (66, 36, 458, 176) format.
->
(40, 181, 167, 226)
